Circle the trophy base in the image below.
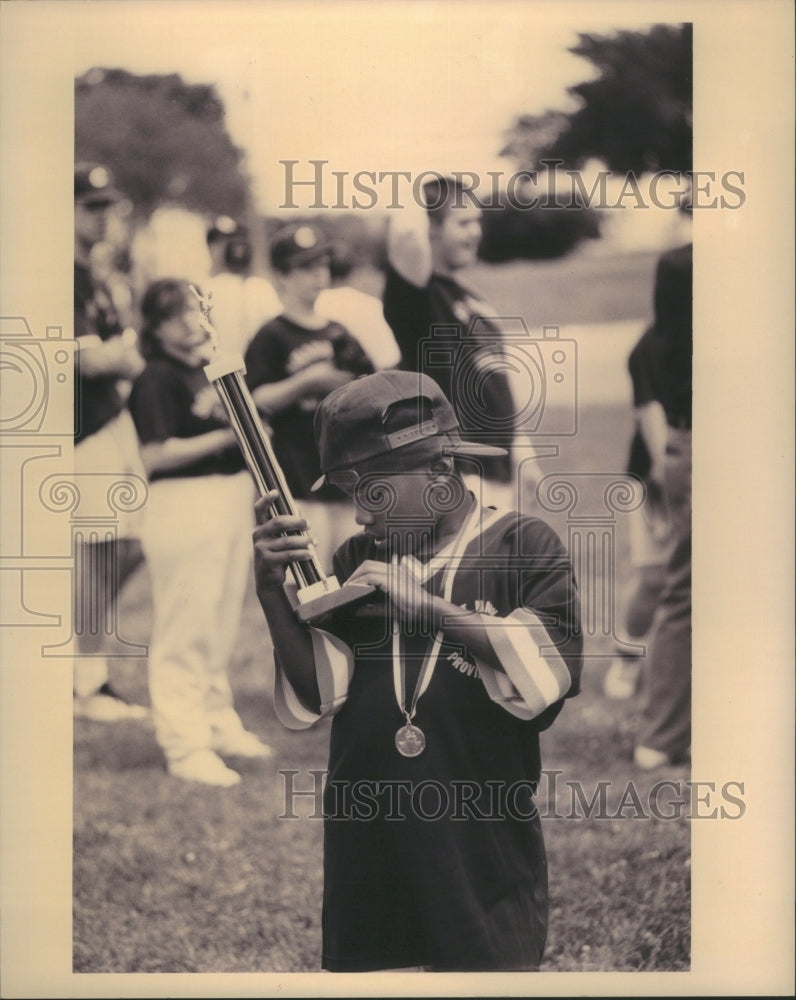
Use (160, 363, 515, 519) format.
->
(294, 583, 378, 624)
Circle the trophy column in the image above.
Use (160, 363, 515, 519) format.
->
(203, 351, 375, 624)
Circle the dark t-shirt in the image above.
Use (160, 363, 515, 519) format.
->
(244, 314, 373, 499)
(625, 326, 669, 480)
(316, 509, 582, 970)
(128, 352, 245, 481)
(382, 264, 513, 482)
(651, 242, 692, 429)
(74, 261, 124, 444)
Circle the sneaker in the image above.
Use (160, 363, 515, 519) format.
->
(73, 683, 149, 722)
(213, 730, 273, 759)
(633, 745, 674, 770)
(603, 656, 642, 700)
(168, 749, 241, 787)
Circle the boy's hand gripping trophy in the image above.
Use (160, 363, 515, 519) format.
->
(190, 286, 374, 624)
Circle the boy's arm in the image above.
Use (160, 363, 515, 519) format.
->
(244, 332, 354, 417)
(76, 330, 145, 380)
(344, 558, 507, 669)
(345, 520, 582, 724)
(635, 399, 669, 498)
(385, 199, 433, 288)
(253, 492, 354, 728)
(248, 364, 351, 417)
(474, 522, 583, 722)
(138, 429, 237, 477)
(628, 333, 669, 494)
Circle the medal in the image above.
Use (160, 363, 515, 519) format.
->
(395, 721, 426, 757)
(389, 500, 488, 759)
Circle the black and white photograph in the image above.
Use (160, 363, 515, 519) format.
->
(0, 1, 793, 996)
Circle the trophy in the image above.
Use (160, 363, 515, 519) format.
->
(191, 286, 375, 624)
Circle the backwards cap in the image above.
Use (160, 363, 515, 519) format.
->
(311, 370, 506, 490)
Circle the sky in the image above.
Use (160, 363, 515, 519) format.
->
(68, 0, 662, 212)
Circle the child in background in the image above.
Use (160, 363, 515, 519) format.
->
(244, 223, 374, 570)
(129, 278, 272, 787)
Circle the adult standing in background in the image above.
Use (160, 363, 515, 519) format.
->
(72, 162, 149, 722)
(603, 322, 673, 700)
(382, 176, 541, 510)
(633, 241, 693, 770)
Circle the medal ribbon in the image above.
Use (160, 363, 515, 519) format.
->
(391, 500, 504, 726)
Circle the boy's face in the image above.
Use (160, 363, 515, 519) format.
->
(276, 259, 331, 308)
(332, 465, 446, 551)
(155, 299, 211, 366)
(431, 202, 482, 271)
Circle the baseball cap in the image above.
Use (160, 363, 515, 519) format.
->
(269, 223, 331, 272)
(224, 236, 253, 271)
(74, 162, 122, 205)
(207, 215, 248, 243)
(311, 370, 507, 491)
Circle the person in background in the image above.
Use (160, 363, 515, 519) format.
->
(128, 278, 272, 787)
(203, 216, 281, 356)
(603, 323, 673, 699)
(316, 239, 401, 371)
(382, 175, 542, 512)
(89, 240, 137, 333)
(72, 162, 148, 722)
(244, 223, 374, 571)
(633, 241, 693, 770)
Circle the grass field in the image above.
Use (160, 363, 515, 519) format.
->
(73, 249, 690, 974)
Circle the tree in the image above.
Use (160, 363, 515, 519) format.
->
(502, 23, 692, 175)
(75, 68, 250, 219)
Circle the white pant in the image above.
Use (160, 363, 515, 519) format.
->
(73, 408, 147, 538)
(142, 471, 255, 762)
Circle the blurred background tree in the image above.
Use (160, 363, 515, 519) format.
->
(502, 23, 693, 174)
(75, 68, 251, 220)
(486, 22, 692, 261)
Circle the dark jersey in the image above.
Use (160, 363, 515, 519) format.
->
(382, 264, 514, 482)
(651, 242, 692, 429)
(272, 504, 582, 971)
(625, 326, 669, 480)
(74, 261, 124, 443)
(128, 352, 245, 481)
(244, 314, 373, 499)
